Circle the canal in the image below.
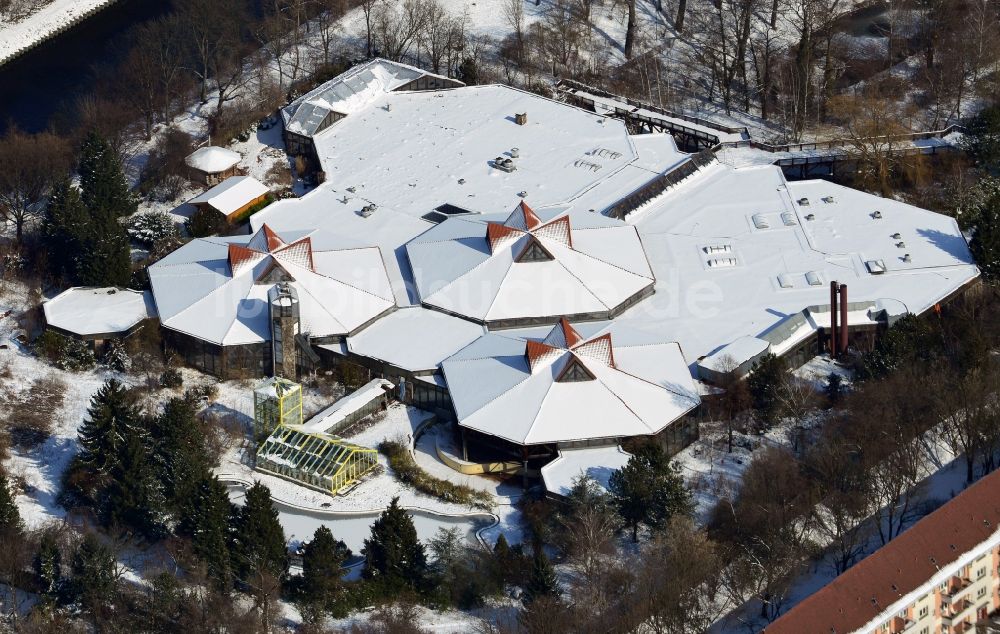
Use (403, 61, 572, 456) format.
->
(0, 0, 173, 134)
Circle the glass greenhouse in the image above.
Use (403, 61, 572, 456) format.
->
(254, 377, 303, 439)
(255, 425, 378, 494)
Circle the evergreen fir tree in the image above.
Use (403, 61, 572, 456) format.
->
(232, 482, 288, 583)
(301, 525, 350, 607)
(971, 192, 1000, 283)
(77, 132, 133, 287)
(608, 443, 692, 542)
(68, 533, 117, 608)
(34, 531, 62, 599)
(42, 179, 90, 281)
(150, 398, 210, 513)
(522, 550, 558, 605)
(362, 496, 429, 592)
(747, 352, 788, 425)
(102, 427, 165, 539)
(178, 474, 234, 589)
(825, 373, 844, 405)
(77, 379, 141, 475)
(0, 470, 22, 536)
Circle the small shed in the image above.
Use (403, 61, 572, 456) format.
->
(185, 146, 242, 185)
(42, 287, 157, 351)
(188, 176, 269, 223)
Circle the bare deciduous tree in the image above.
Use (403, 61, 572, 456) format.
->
(0, 128, 72, 243)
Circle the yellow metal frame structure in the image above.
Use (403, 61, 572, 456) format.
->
(255, 425, 378, 495)
(254, 377, 303, 439)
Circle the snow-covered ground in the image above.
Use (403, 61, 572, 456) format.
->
(0, 0, 115, 65)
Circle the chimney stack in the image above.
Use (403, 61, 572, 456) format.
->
(839, 283, 849, 356)
(829, 281, 839, 356)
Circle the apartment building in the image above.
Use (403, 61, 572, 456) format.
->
(766, 468, 1000, 634)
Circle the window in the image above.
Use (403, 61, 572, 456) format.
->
(919, 606, 929, 618)
(919, 627, 928, 634)
(977, 566, 986, 579)
(977, 587, 987, 599)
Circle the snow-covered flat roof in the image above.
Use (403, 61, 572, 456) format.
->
(185, 146, 241, 173)
(148, 225, 395, 346)
(344, 306, 485, 374)
(189, 176, 268, 216)
(615, 164, 978, 370)
(442, 320, 700, 446)
(540, 445, 632, 497)
(44, 287, 156, 338)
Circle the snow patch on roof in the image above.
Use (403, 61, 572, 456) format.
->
(185, 146, 241, 173)
(189, 176, 268, 216)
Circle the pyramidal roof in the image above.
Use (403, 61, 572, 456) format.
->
(441, 320, 700, 445)
(148, 224, 395, 346)
(406, 204, 655, 327)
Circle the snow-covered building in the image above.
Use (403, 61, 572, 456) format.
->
(765, 467, 1000, 634)
(185, 146, 242, 185)
(406, 202, 655, 328)
(43, 287, 156, 349)
(441, 319, 700, 462)
(188, 175, 270, 223)
(282, 58, 463, 156)
(147, 223, 394, 378)
(138, 60, 979, 482)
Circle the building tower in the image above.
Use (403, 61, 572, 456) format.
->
(253, 376, 303, 439)
(268, 282, 300, 379)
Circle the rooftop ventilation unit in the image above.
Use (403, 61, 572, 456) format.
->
(866, 259, 887, 274)
(822, 196, 835, 203)
(777, 274, 793, 289)
(805, 213, 816, 221)
(752, 214, 769, 229)
(703, 245, 733, 254)
(871, 210, 883, 219)
(707, 257, 738, 268)
(511, 147, 520, 158)
(805, 271, 822, 286)
(780, 212, 797, 226)
(797, 198, 810, 206)
(902, 253, 911, 263)
(891, 232, 901, 239)
(515, 112, 527, 125)
(896, 241, 906, 248)
(360, 204, 377, 217)
(492, 157, 516, 173)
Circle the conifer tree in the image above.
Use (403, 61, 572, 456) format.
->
(362, 496, 428, 592)
(102, 427, 164, 539)
(77, 379, 141, 475)
(232, 482, 288, 583)
(76, 132, 133, 287)
(34, 530, 62, 599)
(747, 352, 788, 425)
(0, 470, 22, 537)
(609, 443, 692, 542)
(68, 533, 118, 608)
(522, 550, 558, 605)
(301, 525, 350, 607)
(150, 398, 210, 512)
(178, 474, 234, 589)
(971, 192, 1000, 283)
(42, 179, 90, 281)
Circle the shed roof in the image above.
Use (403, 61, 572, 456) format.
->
(185, 146, 241, 173)
(189, 176, 269, 216)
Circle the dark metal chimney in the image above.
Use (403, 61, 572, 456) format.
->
(829, 281, 839, 356)
(839, 283, 849, 356)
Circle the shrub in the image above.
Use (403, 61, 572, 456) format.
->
(159, 368, 183, 389)
(5, 376, 64, 450)
(139, 129, 195, 200)
(127, 212, 180, 250)
(186, 206, 229, 238)
(35, 330, 95, 371)
(378, 438, 493, 510)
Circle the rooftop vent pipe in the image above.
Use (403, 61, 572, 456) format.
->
(839, 283, 849, 356)
(515, 113, 527, 125)
(830, 281, 839, 356)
